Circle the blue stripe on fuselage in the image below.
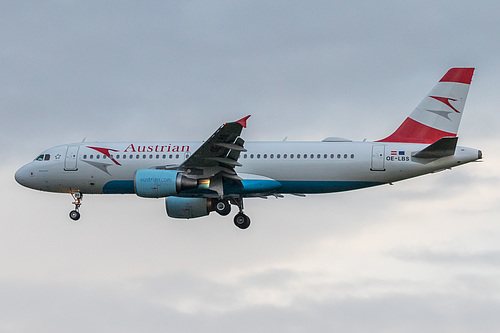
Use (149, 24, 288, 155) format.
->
(103, 180, 135, 194)
(276, 180, 383, 193)
(102, 179, 383, 195)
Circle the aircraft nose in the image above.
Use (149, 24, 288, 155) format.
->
(15, 164, 32, 188)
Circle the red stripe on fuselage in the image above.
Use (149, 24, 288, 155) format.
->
(377, 118, 456, 143)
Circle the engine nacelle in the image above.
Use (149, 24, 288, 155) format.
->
(165, 197, 215, 219)
(134, 169, 198, 198)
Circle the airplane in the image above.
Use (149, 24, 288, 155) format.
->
(15, 68, 482, 229)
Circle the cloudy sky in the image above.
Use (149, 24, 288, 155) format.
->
(2, 1, 500, 332)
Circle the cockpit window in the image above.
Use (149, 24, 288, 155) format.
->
(34, 154, 51, 161)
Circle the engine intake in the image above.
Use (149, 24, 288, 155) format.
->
(135, 169, 198, 198)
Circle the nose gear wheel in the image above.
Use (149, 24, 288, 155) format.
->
(69, 192, 82, 221)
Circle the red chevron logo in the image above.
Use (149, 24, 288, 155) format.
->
(429, 96, 460, 113)
(87, 146, 122, 166)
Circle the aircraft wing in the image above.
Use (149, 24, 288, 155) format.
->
(179, 116, 250, 181)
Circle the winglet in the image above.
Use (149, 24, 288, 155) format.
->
(236, 115, 251, 128)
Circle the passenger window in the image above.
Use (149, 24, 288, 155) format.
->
(310, 154, 314, 159)
(136, 155, 140, 159)
(277, 154, 280, 159)
(176, 154, 179, 159)
(330, 154, 334, 159)
(297, 154, 300, 159)
(162, 154, 166, 159)
(304, 154, 307, 159)
(337, 154, 341, 159)
(243, 154, 247, 159)
(83, 155, 87, 159)
(257, 154, 261, 159)
(270, 154, 274, 159)
(250, 154, 254, 159)
(103, 155, 106, 159)
(351, 154, 354, 159)
(169, 154, 173, 159)
(156, 154, 159, 159)
(284, 154, 287, 159)
(149, 155, 153, 159)
(263, 154, 267, 159)
(96, 155, 100, 159)
(344, 154, 348, 159)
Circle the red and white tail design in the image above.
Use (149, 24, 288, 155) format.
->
(378, 68, 475, 143)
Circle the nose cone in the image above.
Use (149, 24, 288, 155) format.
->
(15, 164, 32, 188)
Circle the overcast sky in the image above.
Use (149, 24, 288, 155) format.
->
(2, 1, 500, 332)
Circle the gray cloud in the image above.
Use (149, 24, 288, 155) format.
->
(2, 279, 500, 333)
(391, 249, 500, 266)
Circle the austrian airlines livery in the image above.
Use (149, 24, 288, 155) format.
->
(15, 68, 482, 229)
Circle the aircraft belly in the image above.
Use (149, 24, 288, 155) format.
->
(276, 180, 383, 193)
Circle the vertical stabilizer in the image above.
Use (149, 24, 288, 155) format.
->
(378, 68, 474, 143)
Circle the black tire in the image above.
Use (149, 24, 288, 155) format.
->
(215, 200, 231, 216)
(234, 213, 250, 229)
(69, 210, 81, 221)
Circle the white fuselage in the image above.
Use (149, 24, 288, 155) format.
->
(15, 140, 481, 196)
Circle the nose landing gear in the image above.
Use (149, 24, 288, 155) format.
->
(69, 192, 82, 221)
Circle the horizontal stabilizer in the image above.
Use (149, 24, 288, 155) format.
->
(412, 137, 458, 159)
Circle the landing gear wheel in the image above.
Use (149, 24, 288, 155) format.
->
(215, 199, 231, 216)
(234, 212, 251, 229)
(69, 210, 81, 221)
(69, 192, 83, 221)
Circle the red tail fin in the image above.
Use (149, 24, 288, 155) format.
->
(378, 68, 474, 144)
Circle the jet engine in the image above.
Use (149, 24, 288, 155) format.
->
(165, 197, 215, 219)
(134, 169, 198, 198)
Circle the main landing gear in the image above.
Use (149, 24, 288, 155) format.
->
(214, 198, 250, 229)
(231, 197, 251, 229)
(69, 192, 82, 221)
(214, 199, 231, 216)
